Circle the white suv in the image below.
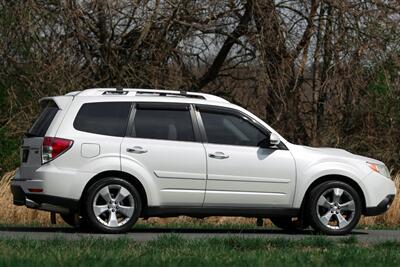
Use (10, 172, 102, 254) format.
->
(11, 88, 396, 235)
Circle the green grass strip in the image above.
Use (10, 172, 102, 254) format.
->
(0, 235, 399, 267)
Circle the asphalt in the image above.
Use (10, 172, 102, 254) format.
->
(0, 227, 399, 243)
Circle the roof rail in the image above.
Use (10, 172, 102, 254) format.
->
(75, 88, 230, 103)
(135, 90, 206, 100)
(102, 90, 128, 95)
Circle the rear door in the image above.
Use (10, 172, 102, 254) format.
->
(19, 100, 60, 179)
(121, 103, 207, 206)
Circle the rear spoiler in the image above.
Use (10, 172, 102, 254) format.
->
(39, 96, 73, 110)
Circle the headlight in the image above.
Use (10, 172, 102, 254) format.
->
(367, 162, 391, 179)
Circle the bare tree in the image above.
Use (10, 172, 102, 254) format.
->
(1, 0, 400, 173)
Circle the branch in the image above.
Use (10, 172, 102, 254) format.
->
(191, 0, 253, 90)
(290, 0, 319, 59)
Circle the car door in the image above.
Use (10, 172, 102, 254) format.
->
(121, 102, 207, 206)
(196, 105, 296, 207)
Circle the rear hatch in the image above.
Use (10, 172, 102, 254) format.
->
(19, 100, 60, 179)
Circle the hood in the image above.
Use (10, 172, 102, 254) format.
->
(298, 145, 384, 165)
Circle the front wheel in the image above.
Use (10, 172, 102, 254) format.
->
(307, 181, 362, 235)
(84, 178, 142, 234)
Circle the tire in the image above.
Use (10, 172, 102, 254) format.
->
(270, 217, 308, 231)
(60, 213, 77, 227)
(60, 213, 91, 230)
(306, 180, 362, 235)
(83, 177, 142, 234)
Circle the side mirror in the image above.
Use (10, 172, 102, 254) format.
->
(258, 133, 281, 148)
(269, 133, 281, 146)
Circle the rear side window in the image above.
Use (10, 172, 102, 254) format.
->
(74, 102, 131, 137)
(132, 104, 195, 142)
(28, 101, 59, 137)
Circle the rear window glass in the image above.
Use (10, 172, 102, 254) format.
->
(73, 102, 131, 137)
(28, 101, 59, 137)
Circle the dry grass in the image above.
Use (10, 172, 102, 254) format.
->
(360, 175, 400, 226)
(0, 170, 398, 227)
(0, 171, 57, 225)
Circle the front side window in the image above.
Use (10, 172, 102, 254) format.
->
(132, 105, 195, 142)
(73, 102, 131, 137)
(200, 109, 267, 146)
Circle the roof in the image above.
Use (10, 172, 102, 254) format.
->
(68, 88, 230, 104)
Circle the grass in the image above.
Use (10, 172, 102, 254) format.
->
(0, 235, 399, 267)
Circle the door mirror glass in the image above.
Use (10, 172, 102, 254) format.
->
(269, 133, 281, 146)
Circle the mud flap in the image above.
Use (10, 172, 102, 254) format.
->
(50, 212, 56, 224)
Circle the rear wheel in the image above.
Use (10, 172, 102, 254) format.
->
(84, 177, 142, 234)
(307, 181, 362, 235)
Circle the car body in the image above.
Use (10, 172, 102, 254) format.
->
(11, 88, 396, 234)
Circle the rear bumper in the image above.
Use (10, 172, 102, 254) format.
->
(364, 194, 395, 216)
(10, 182, 79, 214)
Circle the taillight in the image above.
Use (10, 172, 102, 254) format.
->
(42, 137, 73, 164)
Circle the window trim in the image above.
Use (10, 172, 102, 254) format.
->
(126, 102, 202, 143)
(195, 104, 287, 150)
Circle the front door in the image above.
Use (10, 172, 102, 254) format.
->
(196, 105, 296, 207)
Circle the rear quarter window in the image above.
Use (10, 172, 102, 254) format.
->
(73, 102, 131, 137)
(28, 101, 59, 137)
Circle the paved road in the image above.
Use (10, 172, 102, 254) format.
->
(0, 227, 399, 243)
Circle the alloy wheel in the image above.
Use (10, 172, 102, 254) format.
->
(316, 187, 356, 229)
(92, 184, 135, 227)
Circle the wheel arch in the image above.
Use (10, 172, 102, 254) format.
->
(300, 174, 367, 214)
(79, 170, 148, 214)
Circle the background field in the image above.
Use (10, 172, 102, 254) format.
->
(1, 2, 399, 267)
(1, 0, 400, 231)
(1, 170, 398, 228)
(1, 1, 400, 178)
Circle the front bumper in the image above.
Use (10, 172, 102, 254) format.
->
(364, 194, 395, 216)
(10, 182, 79, 214)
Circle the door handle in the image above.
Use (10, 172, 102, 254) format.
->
(126, 146, 148, 154)
(208, 152, 229, 159)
